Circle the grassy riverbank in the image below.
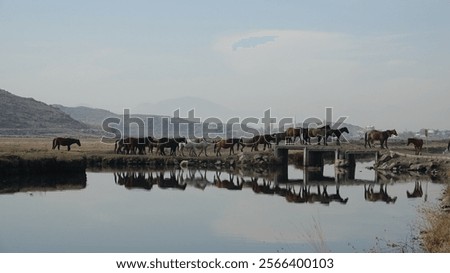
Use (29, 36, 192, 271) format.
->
(0, 136, 279, 173)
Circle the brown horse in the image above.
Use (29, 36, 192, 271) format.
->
(52, 137, 81, 151)
(284, 128, 302, 144)
(307, 125, 331, 145)
(114, 137, 142, 154)
(364, 129, 397, 149)
(407, 138, 424, 155)
(214, 138, 239, 156)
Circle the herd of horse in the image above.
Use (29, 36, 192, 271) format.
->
(110, 125, 353, 157)
(109, 125, 356, 156)
(52, 126, 447, 157)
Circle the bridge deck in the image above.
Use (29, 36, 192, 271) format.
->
(275, 145, 378, 153)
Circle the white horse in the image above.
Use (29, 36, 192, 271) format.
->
(179, 139, 212, 157)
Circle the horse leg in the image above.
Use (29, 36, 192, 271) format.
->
(67, 145, 71, 151)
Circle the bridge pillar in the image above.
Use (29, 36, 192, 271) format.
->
(346, 153, 356, 168)
(274, 147, 288, 166)
(274, 147, 288, 183)
(304, 148, 323, 167)
(335, 149, 345, 167)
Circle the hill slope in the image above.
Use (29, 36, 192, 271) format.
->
(52, 105, 121, 127)
(0, 89, 88, 135)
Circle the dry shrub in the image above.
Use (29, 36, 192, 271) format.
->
(421, 184, 450, 253)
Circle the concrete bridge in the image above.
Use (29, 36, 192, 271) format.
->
(273, 144, 379, 184)
(274, 144, 379, 168)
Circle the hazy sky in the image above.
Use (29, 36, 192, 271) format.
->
(1, 1, 449, 131)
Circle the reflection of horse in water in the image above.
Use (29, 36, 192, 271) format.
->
(114, 172, 154, 190)
(178, 169, 210, 190)
(157, 170, 187, 190)
(285, 184, 309, 204)
(52, 137, 81, 151)
(364, 129, 397, 149)
(306, 185, 330, 204)
(407, 181, 423, 198)
(250, 178, 276, 195)
(324, 184, 348, 204)
(214, 172, 243, 190)
(407, 138, 424, 155)
(285, 184, 348, 205)
(364, 184, 397, 204)
(285, 184, 327, 204)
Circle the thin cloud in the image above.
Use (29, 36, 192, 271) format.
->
(232, 35, 278, 51)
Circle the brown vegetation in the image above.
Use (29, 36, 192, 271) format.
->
(421, 182, 450, 252)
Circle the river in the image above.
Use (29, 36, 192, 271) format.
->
(0, 161, 444, 253)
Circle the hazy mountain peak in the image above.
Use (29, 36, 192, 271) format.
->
(134, 96, 235, 120)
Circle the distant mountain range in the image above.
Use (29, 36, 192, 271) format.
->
(0, 88, 366, 139)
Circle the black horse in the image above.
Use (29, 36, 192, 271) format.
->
(407, 138, 424, 155)
(52, 137, 81, 151)
(326, 127, 349, 145)
(157, 137, 187, 156)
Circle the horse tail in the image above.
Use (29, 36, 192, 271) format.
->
(52, 138, 57, 149)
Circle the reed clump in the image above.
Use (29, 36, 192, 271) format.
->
(421, 182, 450, 252)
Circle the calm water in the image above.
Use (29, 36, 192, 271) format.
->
(0, 162, 444, 253)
